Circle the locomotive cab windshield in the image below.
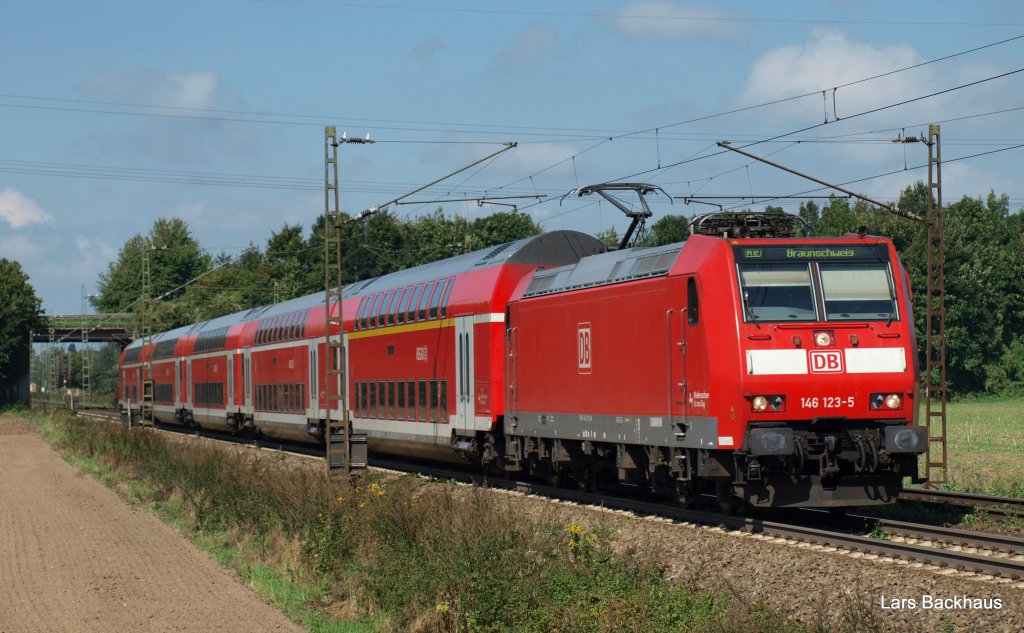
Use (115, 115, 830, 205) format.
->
(735, 244, 898, 323)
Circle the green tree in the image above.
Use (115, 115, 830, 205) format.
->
(470, 211, 541, 249)
(0, 259, 44, 392)
(595, 226, 620, 248)
(645, 214, 690, 246)
(797, 200, 819, 235)
(94, 218, 211, 330)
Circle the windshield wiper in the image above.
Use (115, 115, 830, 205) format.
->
(742, 290, 761, 329)
(885, 285, 897, 327)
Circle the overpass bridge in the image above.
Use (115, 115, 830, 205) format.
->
(34, 313, 135, 345)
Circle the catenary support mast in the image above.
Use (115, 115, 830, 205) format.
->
(324, 127, 368, 478)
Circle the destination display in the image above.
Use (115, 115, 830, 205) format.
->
(733, 243, 890, 262)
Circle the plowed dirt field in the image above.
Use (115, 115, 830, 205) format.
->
(0, 418, 303, 633)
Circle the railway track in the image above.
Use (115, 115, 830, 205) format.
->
(900, 487, 1024, 520)
(71, 408, 1024, 583)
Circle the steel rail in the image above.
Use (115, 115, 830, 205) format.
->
(900, 488, 1024, 519)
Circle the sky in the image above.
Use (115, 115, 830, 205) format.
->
(2, 0, 1023, 314)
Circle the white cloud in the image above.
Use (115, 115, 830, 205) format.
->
(75, 68, 255, 162)
(605, 1, 746, 40)
(734, 29, 928, 119)
(77, 69, 234, 111)
(489, 22, 558, 72)
(0, 188, 54, 229)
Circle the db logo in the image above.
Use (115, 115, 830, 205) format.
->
(809, 350, 843, 373)
(577, 323, 592, 374)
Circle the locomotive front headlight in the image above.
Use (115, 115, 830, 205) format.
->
(752, 396, 769, 411)
(769, 395, 784, 410)
(870, 393, 885, 409)
(814, 331, 832, 347)
(884, 393, 902, 409)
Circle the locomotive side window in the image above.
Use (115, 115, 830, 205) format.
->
(819, 263, 897, 321)
(687, 277, 699, 326)
(738, 264, 816, 322)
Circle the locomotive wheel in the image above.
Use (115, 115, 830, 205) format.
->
(675, 479, 698, 508)
(546, 463, 566, 488)
(571, 464, 595, 492)
(716, 482, 740, 515)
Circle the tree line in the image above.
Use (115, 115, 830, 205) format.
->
(12, 182, 1022, 401)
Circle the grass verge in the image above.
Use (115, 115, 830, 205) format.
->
(9, 408, 875, 632)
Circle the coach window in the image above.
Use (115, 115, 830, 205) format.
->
(687, 278, 700, 326)
(429, 279, 448, 319)
(356, 297, 370, 330)
(439, 379, 447, 421)
(367, 382, 376, 418)
(385, 291, 399, 326)
(417, 281, 436, 321)
(407, 284, 425, 322)
(738, 264, 816, 322)
(397, 379, 406, 419)
(428, 380, 439, 422)
(395, 287, 412, 324)
(406, 380, 413, 420)
(376, 380, 385, 418)
(439, 278, 455, 318)
(378, 290, 395, 328)
(367, 293, 383, 329)
(387, 382, 396, 419)
(418, 380, 428, 422)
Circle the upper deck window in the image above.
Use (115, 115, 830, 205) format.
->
(738, 264, 816, 322)
(819, 263, 896, 321)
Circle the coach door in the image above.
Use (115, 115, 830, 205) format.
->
(455, 316, 475, 432)
(307, 340, 318, 417)
(186, 360, 192, 409)
(227, 354, 235, 412)
(243, 349, 252, 413)
(174, 359, 182, 409)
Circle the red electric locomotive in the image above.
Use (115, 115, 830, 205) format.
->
(503, 226, 926, 508)
(119, 220, 926, 509)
